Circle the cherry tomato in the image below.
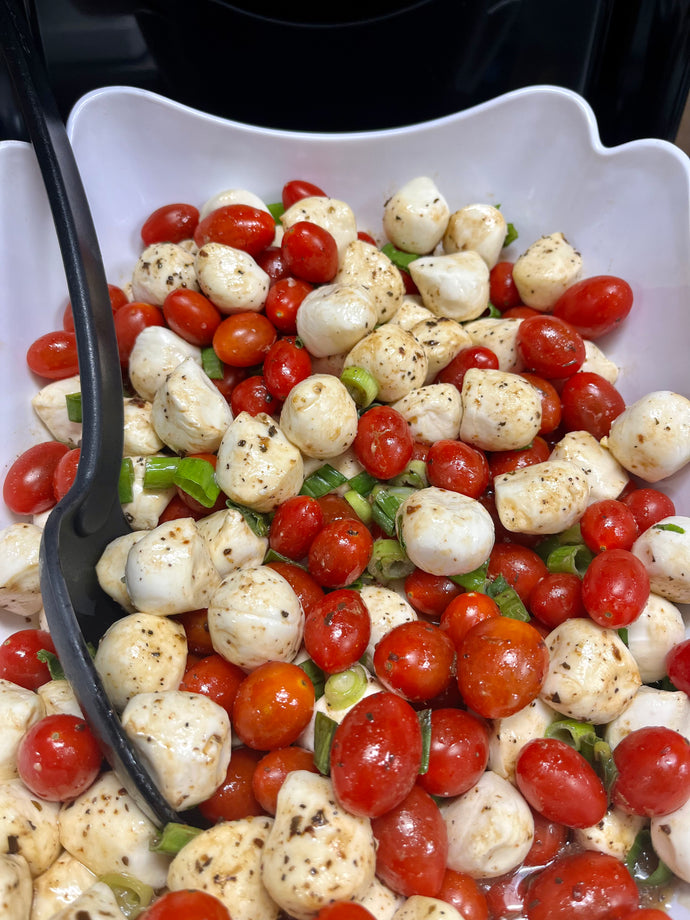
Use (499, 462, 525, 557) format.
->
(371, 784, 448, 897)
(503, 305, 541, 319)
(580, 499, 639, 553)
(265, 561, 325, 617)
(255, 245, 288, 281)
(304, 589, 371, 674)
(3, 440, 69, 515)
(487, 542, 549, 604)
(193, 203, 275, 255)
(282, 179, 327, 209)
(426, 439, 490, 498)
(307, 518, 374, 588)
(229, 375, 281, 416)
(262, 336, 312, 400)
(139, 890, 231, 920)
(528, 572, 587, 628)
(485, 871, 527, 920)
(489, 261, 523, 311)
(179, 653, 245, 719)
(16, 713, 102, 801)
(316, 904, 376, 920)
(330, 691, 423, 818)
(198, 745, 266, 823)
(373, 620, 455, 702)
(521, 372, 562, 434)
(552, 275, 634, 340)
(516, 315, 586, 379)
(0, 628, 56, 690)
(416, 707, 489, 797)
(515, 737, 608, 828)
(315, 493, 364, 525)
(174, 608, 213, 657)
(437, 869, 489, 920)
(435, 345, 499, 390)
(611, 725, 690, 816)
(559, 371, 626, 439)
(52, 446, 81, 501)
(251, 746, 318, 815)
(269, 494, 324, 560)
(621, 911, 676, 920)
(63, 283, 128, 330)
(353, 405, 414, 480)
(581, 547, 650, 628)
(232, 660, 315, 750)
(263, 276, 313, 334)
(523, 810, 570, 869)
(26, 330, 79, 379)
(621, 487, 676, 534)
(210, 363, 247, 403)
(488, 436, 551, 480)
(404, 568, 464, 620)
(158, 493, 207, 524)
(357, 230, 378, 246)
(281, 221, 338, 283)
(114, 301, 165, 366)
(457, 617, 549, 719)
(162, 289, 222, 346)
(212, 312, 277, 367)
(140, 201, 199, 245)
(439, 591, 501, 651)
(524, 851, 639, 920)
(666, 637, 690, 696)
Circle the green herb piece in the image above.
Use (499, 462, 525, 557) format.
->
(149, 823, 203, 855)
(298, 657, 326, 700)
(450, 561, 489, 592)
(300, 464, 348, 498)
(118, 457, 135, 504)
(173, 457, 220, 508)
(343, 489, 373, 524)
(546, 542, 594, 578)
(417, 708, 432, 775)
(36, 649, 64, 680)
(201, 346, 224, 379)
(143, 456, 180, 490)
(381, 242, 420, 273)
(653, 522, 685, 534)
(268, 201, 284, 222)
(626, 827, 674, 887)
(487, 579, 530, 621)
(225, 499, 270, 537)
(370, 485, 414, 537)
(545, 718, 599, 754)
(347, 470, 378, 497)
(503, 222, 518, 247)
(313, 711, 338, 775)
(65, 392, 82, 423)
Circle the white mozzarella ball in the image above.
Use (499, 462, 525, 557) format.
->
(131, 242, 199, 306)
(604, 686, 690, 749)
(200, 187, 271, 219)
(122, 396, 164, 456)
(549, 430, 629, 504)
(128, 326, 202, 402)
(574, 807, 646, 861)
(208, 565, 304, 671)
(96, 530, 145, 614)
(488, 697, 557, 784)
(0, 523, 43, 617)
(335, 239, 405, 322)
(631, 516, 690, 604)
(651, 796, 690, 883)
(121, 455, 175, 531)
(396, 486, 494, 577)
(463, 317, 525, 372)
(540, 619, 641, 723)
(151, 355, 233, 454)
(36, 679, 82, 718)
(494, 460, 590, 535)
(392, 897, 464, 920)
(392, 383, 463, 445)
(27, 850, 95, 920)
(0, 680, 44, 781)
(343, 324, 428, 402)
(387, 296, 435, 330)
(216, 412, 304, 513)
(0, 779, 60, 877)
(625, 593, 687, 683)
(442, 203, 507, 268)
(410, 251, 490, 323)
(43, 881, 126, 920)
(383, 177, 450, 254)
(195, 242, 269, 313)
(94, 611, 188, 711)
(356, 877, 405, 919)
(196, 508, 268, 578)
(280, 374, 359, 459)
(460, 368, 541, 451)
(0, 853, 31, 920)
(359, 584, 418, 669)
(581, 340, 620, 383)
(125, 517, 221, 616)
(512, 232, 582, 310)
(442, 771, 534, 878)
(31, 375, 82, 447)
(603, 390, 690, 483)
(410, 316, 472, 383)
(296, 282, 377, 358)
(59, 771, 171, 888)
(281, 196, 357, 261)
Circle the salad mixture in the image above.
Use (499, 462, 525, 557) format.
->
(1, 174, 690, 920)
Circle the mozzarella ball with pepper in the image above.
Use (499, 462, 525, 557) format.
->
(121, 455, 176, 531)
(122, 396, 164, 456)
(200, 187, 271, 220)
(0, 780, 60, 877)
(604, 686, 690, 750)
(442, 203, 507, 268)
(195, 242, 269, 313)
(651, 796, 690, 883)
(0, 680, 44, 781)
(128, 326, 202, 402)
(36, 679, 82, 719)
(216, 411, 304, 513)
(410, 251, 490, 323)
(494, 459, 590, 536)
(625, 593, 687, 683)
(359, 584, 418, 670)
(0, 522, 43, 617)
(582, 339, 620, 383)
(488, 697, 557, 785)
(396, 486, 494, 577)
(511, 232, 582, 310)
(31, 375, 82, 447)
(392, 897, 464, 920)
(96, 530, 147, 613)
(410, 316, 472, 383)
(549, 430, 629, 504)
(602, 390, 690, 483)
(131, 242, 199, 306)
(392, 383, 463, 445)
(574, 807, 645, 861)
(463, 317, 525, 372)
(281, 196, 357, 261)
(94, 611, 188, 711)
(631, 516, 690, 604)
(0, 853, 35, 920)
(45, 881, 127, 920)
(388, 296, 435, 330)
(383, 177, 450, 254)
(539, 618, 641, 724)
(343, 324, 428, 402)
(31, 851, 97, 920)
(296, 282, 378, 358)
(335, 239, 405, 322)
(196, 507, 268, 578)
(280, 374, 359, 459)
(460, 368, 541, 451)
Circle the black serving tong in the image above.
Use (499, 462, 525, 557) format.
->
(0, 0, 182, 827)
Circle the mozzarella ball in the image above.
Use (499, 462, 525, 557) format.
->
(392, 383, 463, 445)
(549, 430, 629, 504)
(388, 296, 435, 330)
(383, 177, 450, 254)
(511, 232, 582, 310)
(651, 796, 690, 883)
(463, 317, 525, 372)
(31, 375, 82, 448)
(131, 242, 199, 306)
(625, 593, 687, 683)
(582, 339, 620, 383)
(0, 522, 43, 617)
(396, 487, 494, 577)
(96, 530, 146, 614)
(42, 881, 126, 920)
(631, 516, 690, 604)
(603, 390, 690, 482)
(343, 324, 428, 402)
(335, 239, 405, 322)
(123, 396, 164, 456)
(488, 697, 557, 785)
(200, 187, 271, 220)
(196, 508, 268, 578)
(0, 680, 44, 781)
(29, 850, 96, 920)
(128, 326, 202, 402)
(208, 565, 304, 671)
(460, 368, 541, 451)
(359, 584, 418, 669)
(121, 456, 175, 531)
(540, 619, 641, 723)
(410, 316, 472, 383)
(94, 611, 188, 711)
(296, 282, 377, 358)
(356, 877, 405, 919)
(392, 897, 464, 920)
(0, 779, 60, 877)
(604, 686, 690, 750)
(280, 374, 359, 459)
(410, 251, 490, 322)
(442, 203, 507, 268)
(281, 196, 357, 261)
(195, 242, 269, 313)
(494, 460, 590, 535)
(0, 853, 32, 920)
(36, 679, 82, 719)
(574, 807, 646, 861)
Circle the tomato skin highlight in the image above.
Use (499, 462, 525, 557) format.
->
(437, 869, 489, 920)
(560, 371, 626, 439)
(52, 447, 81, 501)
(282, 179, 327, 209)
(26, 330, 79, 379)
(114, 301, 165, 366)
(3, 440, 69, 515)
(0, 628, 57, 690)
(140, 202, 199, 246)
(621, 487, 676, 533)
(268, 494, 324, 560)
(439, 591, 501, 651)
(611, 725, 690, 816)
(551, 274, 633, 340)
(212, 312, 277, 367)
(489, 261, 522, 311)
(528, 571, 587, 629)
(281, 221, 338, 284)
(162, 289, 222, 346)
(404, 568, 464, 620)
(516, 315, 586, 379)
(193, 203, 275, 255)
(179, 653, 245, 719)
(17, 713, 102, 801)
(426, 439, 490, 498)
(487, 542, 549, 604)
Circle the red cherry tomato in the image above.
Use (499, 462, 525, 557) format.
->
(26, 330, 79, 379)
(371, 784, 448, 897)
(559, 371, 626, 439)
(426, 439, 490, 498)
(485, 870, 527, 920)
(229, 375, 281, 416)
(580, 499, 639, 553)
(139, 890, 231, 920)
(262, 336, 312, 400)
(268, 494, 324, 560)
(264, 276, 313, 334)
(439, 591, 501, 651)
(416, 707, 489, 797)
(520, 373, 562, 434)
(141, 202, 199, 246)
(212, 312, 277, 367)
(174, 608, 214, 657)
(232, 660, 315, 750)
(63, 283, 128, 330)
(666, 638, 690, 695)
(330, 691, 423, 818)
(114, 301, 165, 366)
(193, 203, 275, 255)
(303, 588, 371, 674)
(251, 746, 318, 815)
(611, 726, 690, 816)
(52, 446, 81, 500)
(162, 289, 222, 346)
(3, 440, 70, 515)
(523, 809, 570, 868)
(282, 179, 327, 209)
(353, 405, 414, 480)
(281, 221, 338, 283)
(489, 261, 523, 311)
(528, 572, 587, 629)
(435, 345, 499, 390)
(0, 628, 57, 690)
(373, 620, 456, 702)
(487, 542, 549, 604)
(488, 436, 551, 480)
(404, 568, 464, 620)
(316, 904, 376, 920)
(552, 275, 634, 340)
(255, 245, 288, 281)
(211, 363, 247, 403)
(516, 315, 586, 379)
(179, 653, 245, 719)
(198, 745, 266, 823)
(158, 493, 207, 524)
(17, 713, 102, 801)
(437, 869, 489, 920)
(581, 547, 650, 628)
(515, 737, 608, 828)
(621, 487, 676, 534)
(265, 560, 325, 617)
(307, 518, 374, 589)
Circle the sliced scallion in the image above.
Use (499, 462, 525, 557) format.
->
(626, 827, 673, 887)
(313, 711, 339, 775)
(118, 457, 135, 504)
(173, 457, 220, 508)
(201, 346, 224, 379)
(545, 718, 598, 754)
(65, 391, 82, 423)
(417, 708, 432, 775)
(298, 658, 326, 700)
(343, 489, 373, 523)
(300, 464, 348, 498)
(381, 242, 420, 273)
(546, 542, 594, 578)
(367, 538, 414, 583)
(347, 469, 378, 497)
(535, 524, 583, 563)
(389, 459, 428, 490)
(36, 649, 64, 681)
(225, 499, 270, 537)
(149, 822, 203, 855)
(488, 581, 530, 621)
(268, 201, 285, 222)
(324, 664, 368, 710)
(263, 547, 307, 569)
(370, 485, 414, 537)
(143, 455, 180, 490)
(450, 561, 489, 592)
(503, 222, 518, 247)
(654, 522, 685, 534)
(99, 873, 154, 918)
(593, 738, 618, 795)
(340, 365, 379, 409)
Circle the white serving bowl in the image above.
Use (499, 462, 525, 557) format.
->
(0, 84, 689, 912)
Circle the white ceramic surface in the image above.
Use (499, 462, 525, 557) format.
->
(0, 84, 689, 912)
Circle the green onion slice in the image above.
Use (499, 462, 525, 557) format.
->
(535, 524, 583, 562)
(118, 457, 135, 504)
(268, 201, 285, 222)
(626, 828, 674, 887)
(370, 485, 415, 537)
(313, 711, 339, 775)
(36, 649, 65, 681)
(546, 542, 594, 578)
(450, 561, 489, 592)
(503, 222, 519, 247)
(487, 580, 530, 621)
(545, 718, 599, 754)
(389, 459, 428, 490)
(298, 658, 326, 700)
(173, 457, 220, 508)
(65, 391, 82, 423)
(417, 708, 432, 775)
(340, 366, 379, 409)
(99, 873, 154, 918)
(347, 470, 378, 497)
(149, 822, 203, 855)
(381, 242, 420, 272)
(343, 489, 373, 524)
(654, 522, 685, 534)
(225, 500, 270, 537)
(367, 537, 414, 583)
(324, 664, 369, 711)
(143, 456, 180, 490)
(201, 346, 224, 379)
(300, 464, 348, 498)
